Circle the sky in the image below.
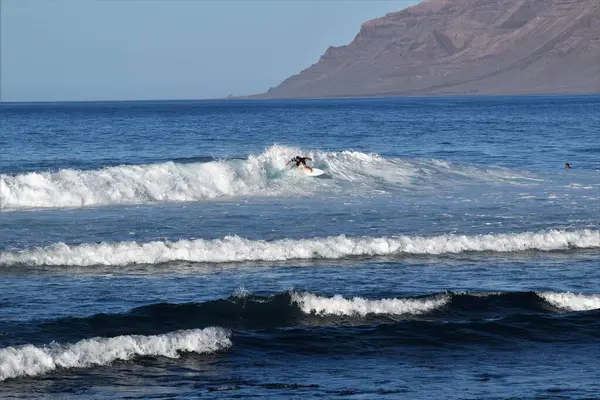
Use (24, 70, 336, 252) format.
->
(1, 0, 418, 102)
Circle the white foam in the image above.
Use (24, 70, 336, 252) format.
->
(1, 229, 598, 267)
(0, 149, 287, 210)
(291, 292, 448, 316)
(319, 150, 415, 187)
(0, 145, 540, 210)
(0, 327, 231, 381)
(538, 292, 600, 311)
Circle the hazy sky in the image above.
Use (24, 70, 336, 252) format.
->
(1, 0, 418, 102)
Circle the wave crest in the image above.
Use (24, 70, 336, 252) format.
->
(0, 147, 289, 210)
(291, 292, 448, 316)
(0, 327, 231, 381)
(538, 292, 600, 311)
(1, 229, 597, 267)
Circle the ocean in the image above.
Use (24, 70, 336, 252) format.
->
(1, 96, 599, 399)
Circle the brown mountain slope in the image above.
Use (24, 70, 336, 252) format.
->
(256, 0, 600, 98)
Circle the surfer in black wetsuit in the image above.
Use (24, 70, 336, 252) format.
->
(286, 156, 313, 172)
(565, 162, 572, 169)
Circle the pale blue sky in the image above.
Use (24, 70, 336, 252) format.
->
(1, 0, 418, 101)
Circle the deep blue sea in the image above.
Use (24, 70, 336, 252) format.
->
(1, 96, 599, 399)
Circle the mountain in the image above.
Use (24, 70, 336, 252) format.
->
(255, 0, 600, 98)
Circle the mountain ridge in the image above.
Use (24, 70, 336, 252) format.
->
(251, 0, 600, 98)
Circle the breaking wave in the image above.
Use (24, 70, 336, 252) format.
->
(1, 229, 597, 267)
(538, 292, 600, 311)
(291, 292, 448, 316)
(0, 145, 538, 210)
(0, 327, 231, 381)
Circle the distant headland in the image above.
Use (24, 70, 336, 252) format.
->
(248, 0, 600, 99)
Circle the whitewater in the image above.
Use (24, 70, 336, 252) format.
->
(0, 327, 231, 381)
(0, 145, 545, 210)
(291, 291, 600, 315)
(1, 229, 598, 267)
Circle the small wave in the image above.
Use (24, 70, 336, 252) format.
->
(291, 292, 448, 316)
(0, 327, 231, 381)
(538, 292, 600, 311)
(3, 291, 598, 359)
(1, 229, 597, 267)
(0, 291, 449, 346)
(236, 312, 600, 352)
(576, 147, 600, 154)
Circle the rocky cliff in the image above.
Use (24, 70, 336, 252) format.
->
(256, 0, 600, 98)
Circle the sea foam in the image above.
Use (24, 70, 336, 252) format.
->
(0, 153, 284, 210)
(1, 229, 597, 267)
(538, 292, 600, 311)
(291, 292, 448, 316)
(0, 145, 538, 210)
(0, 327, 231, 381)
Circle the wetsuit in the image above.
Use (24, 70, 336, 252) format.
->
(294, 157, 311, 167)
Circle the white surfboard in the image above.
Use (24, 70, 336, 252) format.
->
(302, 167, 325, 177)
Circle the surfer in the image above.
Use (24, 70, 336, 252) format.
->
(565, 162, 572, 169)
(287, 156, 313, 172)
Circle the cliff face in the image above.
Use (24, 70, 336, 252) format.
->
(258, 0, 600, 98)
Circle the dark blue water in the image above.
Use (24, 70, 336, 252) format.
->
(1, 96, 600, 399)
